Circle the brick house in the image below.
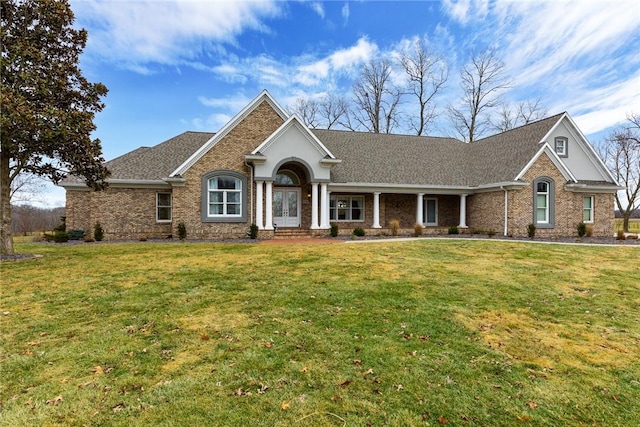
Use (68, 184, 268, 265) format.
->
(61, 90, 621, 240)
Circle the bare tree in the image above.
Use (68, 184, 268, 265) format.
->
(10, 172, 46, 204)
(599, 113, 640, 232)
(319, 94, 349, 130)
(399, 39, 448, 135)
(352, 59, 403, 133)
(288, 97, 320, 129)
(491, 98, 548, 132)
(448, 49, 511, 142)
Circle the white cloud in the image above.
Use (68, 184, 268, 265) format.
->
(310, 1, 325, 19)
(341, 2, 350, 24)
(198, 94, 252, 111)
(72, 0, 282, 69)
(490, 0, 640, 132)
(442, 0, 488, 25)
(294, 37, 378, 86)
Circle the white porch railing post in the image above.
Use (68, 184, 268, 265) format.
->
(458, 193, 468, 228)
(320, 183, 329, 229)
(373, 192, 381, 228)
(265, 181, 274, 230)
(311, 182, 319, 229)
(255, 180, 264, 229)
(416, 193, 424, 225)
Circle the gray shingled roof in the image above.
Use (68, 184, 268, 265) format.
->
(314, 113, 564, 187)
(105, 131, 214, 180)
(65, 114, 568, 188)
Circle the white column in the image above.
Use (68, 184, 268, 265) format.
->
(458, 193, 468, 228)
(320, 183, 329, 229)
(265, 181, 274, 230)
(503, 188, 508, 236)
(255, 180, 264, 229)
(416, 193, 424, 225)
(373, 192, 381, 228)
(310, 182, 319, 229)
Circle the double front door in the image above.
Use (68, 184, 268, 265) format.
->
(273, 188, 301, 228)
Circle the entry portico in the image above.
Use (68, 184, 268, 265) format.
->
(245, 115, 341, 231)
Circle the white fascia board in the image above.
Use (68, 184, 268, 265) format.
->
(170, 90, 289, 177)
(57, 181, 91, 191)
(244, 154, 267, 165)
(251, 115, 337, 159)
(320, 158, 342, 167)
(538, 112, 568, 146)
(474, 181, 529, 192)
(562, 113, 619, 184)
(565, 183, 625, 193)
(328, 182, 474, 195)
(515, 143, 577, 182)
(109, 179, 172, 189)
(162, 177, 187, 187)
(59, 178, 172, 190)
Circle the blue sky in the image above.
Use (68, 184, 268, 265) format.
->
(39, 0, 639, 206)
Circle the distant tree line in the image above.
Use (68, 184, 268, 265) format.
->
(288, 41, 547, 142)
(11, 205, 64, 235)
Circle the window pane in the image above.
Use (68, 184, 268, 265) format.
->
(537, 208, 547, 222)
(157, 193, 171, 206)
(426, 200, 437, 223)
(275, 172, 298, 185)
(227, 204, 240, 215)
(274, 192, 283, 216)
(227, 191, 240, 203)
(157, 207, 171, 220)
(288, 192, 298, 216)
(352, 209, 362, 220)
(583, 197, 592, 209)
(537, 182, 548, 193)
(217, 177, 238, 189)
(210, 191, 223, 203)
(351, 198, 362, 208)
(209, 204, 223, 215)
(537, 194, 547, 208)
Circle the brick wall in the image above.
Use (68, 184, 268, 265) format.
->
(507, 153, 614, 237)
(173, 101, 285, 238)
(468, 191, 505, 234)
(65, 187, 172, 240)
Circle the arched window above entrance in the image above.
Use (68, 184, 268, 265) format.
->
(275, 170, 300, 186)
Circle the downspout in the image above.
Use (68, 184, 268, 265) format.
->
(245, 160, 254, 225)
(501, 186, 508, 236)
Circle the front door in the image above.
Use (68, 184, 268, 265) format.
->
(273, 188, 301, 228)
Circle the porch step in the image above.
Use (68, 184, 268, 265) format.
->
(272, 228, 316, 239)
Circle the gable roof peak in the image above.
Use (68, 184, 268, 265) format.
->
(170, 90, 289, 177)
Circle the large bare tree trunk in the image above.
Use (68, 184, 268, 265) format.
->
(1, 151, 15, 255)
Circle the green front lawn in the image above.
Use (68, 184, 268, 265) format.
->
(1, 240, 639, 426)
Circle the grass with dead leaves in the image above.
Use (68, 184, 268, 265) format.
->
(1, 240, 639, 426)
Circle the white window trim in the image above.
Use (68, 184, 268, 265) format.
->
(536, 182, 550, 224)
(424, 198, 438, 226)
(583, 195, 595, 223)
(208, 177, 242, 218)
(156, 192, 172, 222)
(330, 195, 365, 222)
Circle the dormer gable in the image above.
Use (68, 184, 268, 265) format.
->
(539, 113, 617, 184)
(246, 115, 340, 182)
